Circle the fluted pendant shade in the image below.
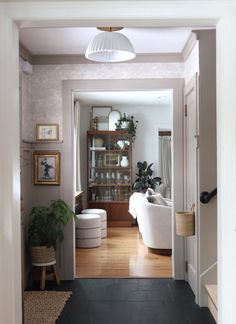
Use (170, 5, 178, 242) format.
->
(85, 31, 136, 63)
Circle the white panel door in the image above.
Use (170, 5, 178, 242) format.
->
(184, 73, 199, 299)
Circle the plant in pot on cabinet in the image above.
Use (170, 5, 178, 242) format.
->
(28, 199, 75, 264)
(132, 161, 162, 193)
(115, 113, 138, 142)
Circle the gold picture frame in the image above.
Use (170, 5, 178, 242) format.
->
(34, 151, 60, 185)
(36, 123, 59, 141)
(103, 153, 120, 167)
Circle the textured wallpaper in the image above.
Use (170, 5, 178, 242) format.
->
(22, 62, 185, 141)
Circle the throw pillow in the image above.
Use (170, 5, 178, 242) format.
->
(144, 188, 155, 197)
(146, 193, 168, 206)
(155, 183, 164, 195)
(157, 193, 169, 206)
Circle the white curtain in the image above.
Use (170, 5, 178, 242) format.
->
(74, 100, 81, 192)
(159, 136, 172, 198)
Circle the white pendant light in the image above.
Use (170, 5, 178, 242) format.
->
(85, 28, 136, 63)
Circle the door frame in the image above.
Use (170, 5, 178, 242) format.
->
(62, 78, 185, 279)
(184, 73, 200, 301)
(1, 2, 236, 323)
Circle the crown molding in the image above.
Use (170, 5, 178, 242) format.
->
(19, 43, 33, 64)
(32, 52, 183, 65)
(181, 32, 197, 61)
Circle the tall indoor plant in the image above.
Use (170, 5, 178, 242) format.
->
(132, 161, 162, 192)
(28, 199, 75, 263)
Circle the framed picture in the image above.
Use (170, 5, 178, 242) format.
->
(92, 106, 112, 130)
(36, 123, 59, 141)
(103, 153, 120, 167)
(34, 151, 60, 185)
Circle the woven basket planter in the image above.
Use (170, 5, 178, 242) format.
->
(30, 246, 56, 264)
(176, 211, 195, 236)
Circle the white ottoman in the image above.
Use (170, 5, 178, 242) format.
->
(82, 209, 107, 238)
(75, 214, 101, 248)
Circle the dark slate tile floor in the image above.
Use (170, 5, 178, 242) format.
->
(43, 279, 216, 324)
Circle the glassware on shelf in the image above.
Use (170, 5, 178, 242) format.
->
(111, 172, 116, 184)
(95, 172, 99, 184)
(124, 175, 130, 184)
(92, 191, 96, 201)
(100, 172, 105, 184)
(97, 154, 103, 167)
(106, 172, 111, 184)
(117, 188, 121, 201)
(116, 172, 122, 184)
(125, 190, 130, 201)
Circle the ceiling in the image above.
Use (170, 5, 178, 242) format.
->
(74, 90, 172, 106)
(19, 27, 192, 55)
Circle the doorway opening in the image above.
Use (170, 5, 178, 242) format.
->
(73, 89, 173, 278)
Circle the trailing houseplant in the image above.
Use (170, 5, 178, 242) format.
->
(132, 161, 162, 193)
(28, 199, 76, 263)
(115, 113, 139, 142)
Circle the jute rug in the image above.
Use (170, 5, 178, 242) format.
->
(24, 291, 72, 324)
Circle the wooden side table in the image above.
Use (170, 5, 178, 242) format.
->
(31, 260, 60, 290)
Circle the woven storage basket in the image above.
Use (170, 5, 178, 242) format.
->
(176, 211, 195, 236)
(30, 246, 55, 264)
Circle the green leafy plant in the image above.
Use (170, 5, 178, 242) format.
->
(28, 199, 76, 250)
(132, 161, 162, 192)
(115, 113, 139, 142)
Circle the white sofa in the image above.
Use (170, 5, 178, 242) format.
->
(129, 193, 172, 250)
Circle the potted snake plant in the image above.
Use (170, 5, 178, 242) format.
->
(28, 199, 75, 264)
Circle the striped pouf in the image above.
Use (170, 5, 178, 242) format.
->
(75, 214, 101, 248)
(81, 209, 107, 238)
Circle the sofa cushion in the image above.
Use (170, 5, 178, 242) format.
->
(146, 193, 168, 206)
(144, 188, 155, 197)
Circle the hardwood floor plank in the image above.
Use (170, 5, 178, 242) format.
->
(76, 227, 172, 278)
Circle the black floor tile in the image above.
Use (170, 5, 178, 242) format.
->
(36, 279, 216, 324)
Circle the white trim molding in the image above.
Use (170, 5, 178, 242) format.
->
(181, 32, 197, 61)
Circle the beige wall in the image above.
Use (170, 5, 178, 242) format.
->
(21, 61, 184, 141)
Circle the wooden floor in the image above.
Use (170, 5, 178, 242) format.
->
(76, 227, 172, 278)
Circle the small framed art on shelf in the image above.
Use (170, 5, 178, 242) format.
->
(36, 123, 59, 141)
(34, 151, 60, 185)
(103, 153, 121, 167)
(92, 106, 112, 130)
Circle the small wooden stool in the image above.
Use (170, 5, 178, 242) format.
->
(31, 260, 60, 290)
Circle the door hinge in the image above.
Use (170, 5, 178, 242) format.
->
(185, 261, 188, 273)
(184, 104, 187, 117)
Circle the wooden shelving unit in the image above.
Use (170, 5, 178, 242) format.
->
(87, 130, 133, 227)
